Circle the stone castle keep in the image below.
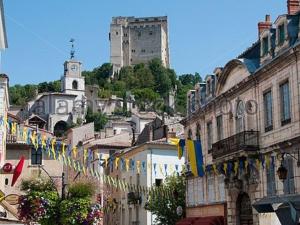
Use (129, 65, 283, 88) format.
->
(109, 16, 170, 73)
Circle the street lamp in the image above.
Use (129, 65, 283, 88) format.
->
(277, 162, 288, 182)
(276, 151, 300, 182)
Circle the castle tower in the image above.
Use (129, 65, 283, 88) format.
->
(110, 16, 170, 75)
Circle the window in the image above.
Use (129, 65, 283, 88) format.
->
(207, 174, 215, 203)
(283, 157, 295, 194)
(131, 49, 135, 53)
(31, 148, 42, 165)
(218, 175, 225, 201)
(263, 90, 273, 132)
(216, 115, 223, 141)
(236, 101, 245, 133)
(198, 178, 204, 204)
(141, 49, 146, 53)
(149, 31, 153, 35)
(278, 24, 285, 45)
(280, 81, 291, 125)
(266, 161, 276, 196)
(138, 32, 141, 37)
(207, 121, 213, 150)
(116, 31, 118, 35)
(155, 179, 162, 187)
(187, 179, 195, 206)
(72, 80, 78, 90)
(191, 92, 195, 112)
(262, 36, 269, 56)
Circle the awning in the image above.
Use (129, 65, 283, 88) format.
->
(176, 216, 224, 225)
(253, 194, 300, 213)
(253, 195, 300, 225)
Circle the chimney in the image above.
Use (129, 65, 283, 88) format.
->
(288, 0, 300, 14)
(258, 15, 272, 37)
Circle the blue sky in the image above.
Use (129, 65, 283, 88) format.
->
(3, 1, 286, 85)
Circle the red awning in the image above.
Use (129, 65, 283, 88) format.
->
(176, 216, 224, 225)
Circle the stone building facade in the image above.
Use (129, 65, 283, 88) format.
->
(110, 16, 170, 74)
(180, 1, 300, 225)
(104, 140, 184, 225)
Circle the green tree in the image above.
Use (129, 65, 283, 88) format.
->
(38, 80, 61, 93)
(145, 174, 186, 225)
(9, 84, 38, 106)
(134, 66, 155, 89)
(194, 72, 202, 84)
(178, 74, 195, 86)
(85, 107, 108, 131)
(133, 88, 160, 111)
(148, 58, 172, 97)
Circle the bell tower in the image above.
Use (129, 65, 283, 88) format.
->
(61, 39, 85, 99)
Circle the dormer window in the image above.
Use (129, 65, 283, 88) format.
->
(262, 36, 269, 56)
(278, 24, 285, 45)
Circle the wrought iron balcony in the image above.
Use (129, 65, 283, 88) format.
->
(212, 131, 259, 159)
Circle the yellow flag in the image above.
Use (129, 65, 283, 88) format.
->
(83, 149, 88, 164)
(125, 159, 130, 171)
(234, 161, 239, 176)
(51, 139, 56, 159)
(115, 157, 120, 170)
(137, 161, 141, 174)
(212, 164, 218, 175)
(11, 122, 17, 135)
(23, 127, 28, 141)
(223, 163, 228, 175)
(159, 164, 163, 175)
(72, 146, 77, 158)
(104, 157, 109, 168)
(42, 135, 46, 149)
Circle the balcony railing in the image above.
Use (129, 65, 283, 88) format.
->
(212, 131, 259, 159)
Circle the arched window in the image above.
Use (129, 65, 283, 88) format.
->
(72, 80, 78, 90)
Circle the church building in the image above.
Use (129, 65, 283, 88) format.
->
(25, 42, 86, 137)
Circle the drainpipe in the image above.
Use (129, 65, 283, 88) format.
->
(150, 148, 153, 225)
(293, 46, 300, 191)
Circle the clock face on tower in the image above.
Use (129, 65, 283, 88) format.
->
(70, 64, 78, 72)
